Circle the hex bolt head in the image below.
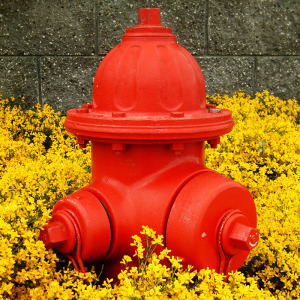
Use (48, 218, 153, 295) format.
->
(39, 222, 67, 249)
(77, 137, 88, 148)
(229, 223, 259, 251)
(82, 103, 92, 110)
(208, 137, 220, 148)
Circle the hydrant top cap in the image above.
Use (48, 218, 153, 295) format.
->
(125, 8, 173, 35)
(64, 8, 234, 143)
(137, 8, 162, 26)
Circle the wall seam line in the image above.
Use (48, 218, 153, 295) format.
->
(95, 0, 99, 56)
(36, 56, 42, 105)
(253, 56, 257, 95)
(204, 0, 209, 56)
(1, 54, 299, 58)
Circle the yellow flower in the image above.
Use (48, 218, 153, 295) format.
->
(121, 255, 133, 265)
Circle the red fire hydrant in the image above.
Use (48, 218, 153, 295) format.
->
(39, 8, 259, 279)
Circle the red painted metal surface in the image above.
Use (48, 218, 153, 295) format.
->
(39, 8, 259, 279)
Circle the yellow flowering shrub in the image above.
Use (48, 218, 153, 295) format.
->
(0, 91, 299, 299)
(116, 226, 272, 299)
(205, 91, 300, 299)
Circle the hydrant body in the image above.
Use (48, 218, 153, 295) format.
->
(40, 8, 259, 279)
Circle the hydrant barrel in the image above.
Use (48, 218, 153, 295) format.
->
(40, 8, 258, 279)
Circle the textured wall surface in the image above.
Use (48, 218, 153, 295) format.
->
(0, 0, 299, 113)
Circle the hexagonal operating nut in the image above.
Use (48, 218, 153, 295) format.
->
(39, 222, 67, 249)
(229, 223, 259, 251)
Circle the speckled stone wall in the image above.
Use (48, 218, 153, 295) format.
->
(0, 0, 299, 113)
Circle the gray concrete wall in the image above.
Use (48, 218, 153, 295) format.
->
(0, 0, 299, 113)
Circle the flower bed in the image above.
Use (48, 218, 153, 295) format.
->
(0, 91, 299, 299)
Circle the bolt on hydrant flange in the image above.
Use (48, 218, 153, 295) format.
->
(39, 8, 259, 279)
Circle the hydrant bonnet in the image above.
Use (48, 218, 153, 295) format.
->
(65, 8, 234, 143)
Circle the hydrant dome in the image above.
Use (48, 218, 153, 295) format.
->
(92, 33, 207, 114)
(64, 8, 234, 143)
